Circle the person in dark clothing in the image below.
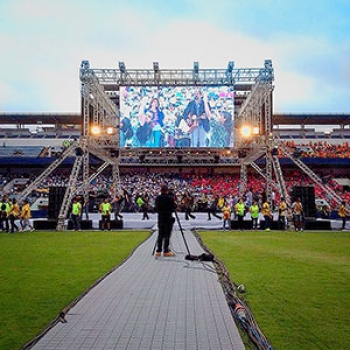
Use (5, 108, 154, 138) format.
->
(154, 185, 176, 257)
(207, 195, 222, 220)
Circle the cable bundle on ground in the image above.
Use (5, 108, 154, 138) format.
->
(193, 231, 273, 350)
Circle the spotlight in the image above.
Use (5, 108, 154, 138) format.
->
(271, 147, 279, 156)
(75, 147, 84, 156)
(110, 149, 119, 158)
(106, 126, 115, 135)
(252, 127, 260, 135)
(238, 149, 247, 158)
(240, 125, 252, 138)
(90, 125, 101, 135)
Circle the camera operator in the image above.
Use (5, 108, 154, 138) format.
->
(154, 185, 176, 257)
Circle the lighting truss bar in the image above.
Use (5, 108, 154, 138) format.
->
(80, 66, 273, 86)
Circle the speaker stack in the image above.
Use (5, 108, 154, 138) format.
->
(48, 186, 67, 219)
(292, 186, 316, 218)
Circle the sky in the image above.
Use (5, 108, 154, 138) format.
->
(1, 0, 350, 115)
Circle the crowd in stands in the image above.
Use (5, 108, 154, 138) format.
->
(281, 141, 350, 159)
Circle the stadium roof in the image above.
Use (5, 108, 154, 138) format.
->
(0, 113, 81, 125)
(1, 112, 350, 127)
(272, 113, 350, 126)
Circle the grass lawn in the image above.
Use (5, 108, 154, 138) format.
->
(200, 230, 350, 350)
(0, 230, 150, 350)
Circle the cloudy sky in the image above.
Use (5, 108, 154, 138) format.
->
(1, 0, 349, 114)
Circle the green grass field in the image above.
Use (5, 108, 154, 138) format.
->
(1, 229, 349, 350)
(200, 230, 350, 350)
(0, 230, 150, 350)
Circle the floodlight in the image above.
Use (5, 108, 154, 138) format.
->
(252, 126, 260, 135)
(241, 125, 252, 138)
(106, 126, 115, 135)
(90, 125, 101, 135)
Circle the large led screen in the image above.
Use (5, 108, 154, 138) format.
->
(119, 86, 234, 148)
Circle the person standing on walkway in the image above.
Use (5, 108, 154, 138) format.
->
(100, 197, 112, 231)
(154, 185, 176, 257)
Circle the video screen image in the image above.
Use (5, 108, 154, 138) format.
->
(119, 86, 234, 148)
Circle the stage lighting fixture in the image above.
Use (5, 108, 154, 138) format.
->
(240, 125, 252, 138)
(193, 62, 199, 74)
(139, 154, 146, 162)
(110, 149, 119, 158)
(90, 125, 101, 136)
(227, 61, 234, 72)
(119, 62, 126, 73)
(238, 149, 247, 158)
(153, 62, 159, 72)
(106, 126, 115, 135)
(264, 59, 272, 69)
(252, 126, 260, 135)
(271, 147, 279, 156)
(176, 155, 183, 163)
(75, 147, 84, 156)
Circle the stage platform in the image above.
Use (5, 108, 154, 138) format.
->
(32, 212, 342, 231)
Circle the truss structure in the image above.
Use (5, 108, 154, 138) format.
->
(16, 59, 344, 230)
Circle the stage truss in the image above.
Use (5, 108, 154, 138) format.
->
(17, 60, 343, 230)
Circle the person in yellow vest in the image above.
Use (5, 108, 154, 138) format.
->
(20, 199, 35, 232)
(0, 196, 10, 233)
(71, 197, 82, 231)
(261, 199, 272, 231)
(100, 197, 112, 231)
(278, 197, 288, 230)
(222, 201, 232, 230)
(235, 197, 246, 230)
(8, 198, 20, 233)
(338, 201, 349, 231)
(249, 200, 260, 230)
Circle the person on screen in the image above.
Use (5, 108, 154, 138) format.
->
(181, 89, 211, 147)
(120, 116, 134, 147)
(137, 97, 164, 147)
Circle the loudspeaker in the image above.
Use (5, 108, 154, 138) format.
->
(67, 220, 93, 230)
(292, 186, 316, 218)
(48, 186, 66, 219)
(99, 220, 123, 230)
(34, 219, 57, 230)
